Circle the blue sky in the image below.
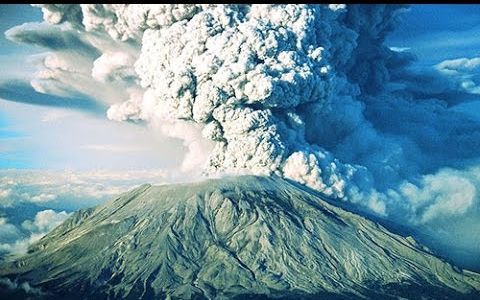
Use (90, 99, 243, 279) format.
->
(387, 4, 480, 66)
(0, 4, 42, 54)
(0, 4, 184, 170)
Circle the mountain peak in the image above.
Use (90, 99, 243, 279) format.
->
(1, 175, 479, 299)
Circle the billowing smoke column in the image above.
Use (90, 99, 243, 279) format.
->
(128, 4, 403, 202)
(7, 4, 480, 269)
(128, 4, 353, 198)
(30, 4, 404, 201)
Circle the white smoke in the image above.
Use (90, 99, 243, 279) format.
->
(125, 4, 359, 199)
(6, 4, 480, 269)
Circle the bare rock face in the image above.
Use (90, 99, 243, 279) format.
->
(1, 175, 479, 299)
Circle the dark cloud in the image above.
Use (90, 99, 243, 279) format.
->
(32, 4, 83, 28)
(5, 22, 99, 57)
(0, 80, 106, 115)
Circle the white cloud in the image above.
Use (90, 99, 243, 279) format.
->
(366, 192, 387, 216)
(5, 21, 137, 106)
(21, 209, 70, 233)
(0, 169, 173, 258)
(30, 193, 57, 203)
(0, 169, 171, 209)
(398, 168, 478, 224)
(0, 217, 22, 243)
(437, 57, 480, 74)
(40, 110, 73, 122)
(1, 210, 68, 256)
(389, 46, 410, 52)
(436, 56, 480, 94)
(0, 189, 11, 198)
(80, 144, 148, 153)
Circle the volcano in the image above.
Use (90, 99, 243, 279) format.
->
(1, 176, 479, 299)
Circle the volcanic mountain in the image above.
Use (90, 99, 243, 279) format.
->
(1, 176, 479, 299)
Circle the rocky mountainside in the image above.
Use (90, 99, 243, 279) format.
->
(0, 175, 479, 299)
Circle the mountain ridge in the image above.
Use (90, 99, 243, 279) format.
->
(0, 175, 479, 299)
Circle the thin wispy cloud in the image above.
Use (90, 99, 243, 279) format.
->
(40, 110, 73, 122)
(0, 79, 106, 114)
(80, 144, 148, 153)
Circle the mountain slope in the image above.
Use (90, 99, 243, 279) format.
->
(1, 175, 479, 299)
